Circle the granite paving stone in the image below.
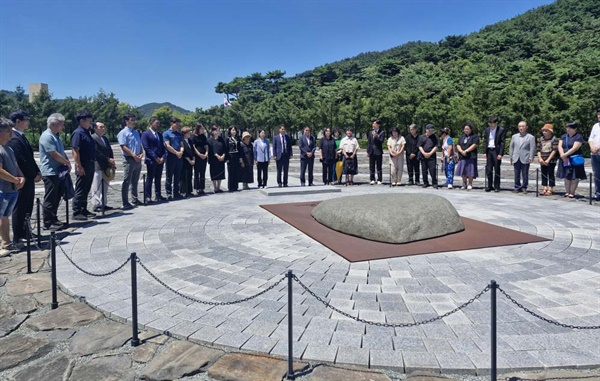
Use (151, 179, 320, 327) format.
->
(51, 170, 600, 373)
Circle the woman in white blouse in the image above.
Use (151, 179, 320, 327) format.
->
(387, 127, 406, 186)
(340, 127, 359, 185)
(253, 129, 271, 188)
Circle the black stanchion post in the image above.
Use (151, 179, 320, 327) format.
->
(590, 173, 593, 205)
(389, 163, 392, 188)
(36, 198, 41, 247)
(287, 270, 294, 380)
(65, 197, 69, 228)
(130, 252, 140, 347)
(536, 168, 539, 197)
(101, 178, 106, 216)
(50, 232, 58, 310)
(26, 214, 32, 274)
(142, 174, 147, 205)
(490, 280, 498, 381)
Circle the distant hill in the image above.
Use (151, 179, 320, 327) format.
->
(137, 102, 191, 117)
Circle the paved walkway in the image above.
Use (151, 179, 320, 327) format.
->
(54, 165, 600, 374)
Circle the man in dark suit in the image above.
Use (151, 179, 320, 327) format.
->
(483, 116, 507, 192)
(298, 125, 316, 186)
(367, 119, 386, 184)
(141, 117, 166, 202)
(7, 110, 41, 244)
(272, 124, 293, 187)
(91, 122, 115, 212)
(71, 110, 97, 220)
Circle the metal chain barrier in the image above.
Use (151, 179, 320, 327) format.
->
(293, 274, 490, 327)
(55, 240, 131, 277)
(498, 286, 600, 330)
(137, 258, 287, 306)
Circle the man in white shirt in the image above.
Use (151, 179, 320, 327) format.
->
(589, 108, 600, 200)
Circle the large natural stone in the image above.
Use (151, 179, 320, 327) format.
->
(406, 371, 459, 381)
(133, 342, 160, 363)
(0, 334, 52, 371)
(207, 353, 308, 381)
(0, 304, 15, 319)
(0, 257, 45, 275)
(310, 366, 392, 381)
(142, 341, 222, 380)
(500, 371, 600, 381)
(32, 290, 72, 305)
(10, 296, 38, 314)
(12, 353, 72, 381)
(70, 321, 131, 356)
(25, 302, 103, 331)
(311, 194, 464, 243)
(0, 313, 28, 337)
(69, 355, 134, 381)
(5, 273, 51, 296)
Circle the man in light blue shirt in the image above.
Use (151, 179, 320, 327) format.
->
(117, 114, 143, 210)
(39, 113, 71, 230)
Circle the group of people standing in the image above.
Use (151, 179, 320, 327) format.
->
(0, 108, 598, 256)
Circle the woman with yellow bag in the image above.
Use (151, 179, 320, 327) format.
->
(334, 128, 343, 184)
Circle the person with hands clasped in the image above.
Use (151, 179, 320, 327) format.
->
(508, 121, 536, 193)
(557, 122, 587, 198)
(0, 118, 25, 255)
(118, 114, 144, 209)
(536, 124, 558, 196)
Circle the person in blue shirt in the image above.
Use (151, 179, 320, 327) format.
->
(163, 117, 184, 200)
(71, 110, 97, 220)
(117, 114, 143, 210)
(39, 113, 71, 229)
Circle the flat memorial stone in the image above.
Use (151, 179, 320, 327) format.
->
(311, 194, 464, 243)
(25, 303, 103, 331)
(0, 334, 52, 371)
(69, 355, 134, 381)
(11, 353, 72, 381)
(142, 340, 222, 381)
(70, 321, 131, 356)
(5, 273, 51, 296)
(207, 353, 308, 381)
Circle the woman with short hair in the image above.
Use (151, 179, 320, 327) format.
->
(180, 126, 195, 197)
(239, 131, 254, 190)
(319, 128, 337, 185)
(192, 123, 209, 196)
(557, 122, 587, 198)
(387, 127, 406, 186)
(253, 129, 270, 188)
(340, 128, 359, 185)
(440, 127, 455, 189)
(226, 126, 242, 192)
(455, 122, 479, 190)
(207, 125, 226, 193)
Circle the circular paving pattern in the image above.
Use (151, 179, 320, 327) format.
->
(57, 184, 600, 374)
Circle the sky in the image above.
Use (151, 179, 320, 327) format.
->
(0, 0, 555, 112)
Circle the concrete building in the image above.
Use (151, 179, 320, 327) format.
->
(28, 83, 48, 102)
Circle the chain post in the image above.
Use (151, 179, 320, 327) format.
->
(101, 178, 106, 216)
(590, 173, 593, 205)
(65, 197, 69, 228)
(142, 174, 147, 205)
(130, 252, 140, 347)
(25, 214, 32, 274)
(535, 168, 539, 198)
(287, 270, 294, 380)
(36, 198, 41, 247)
(490, 280, 498, 381)
(50, 232, 58, 310)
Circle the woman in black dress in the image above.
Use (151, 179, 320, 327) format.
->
(557, 122, 587, 198)
(179, 126, 195, 197)
(226, 126, 243, 192)
(239, 131, 254, 190)
(319, 128, 337, 185)
(207, 125, 226, 193)
(192, 123, 209, 195)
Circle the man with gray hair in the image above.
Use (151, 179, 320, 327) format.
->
(405, 124, 421, 185)
(39, 113, 71, 230)
(0, 118, 25, 256)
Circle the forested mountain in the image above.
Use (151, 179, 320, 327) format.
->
(138, 102, 191, 117)
(197, 0, 600, 138)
